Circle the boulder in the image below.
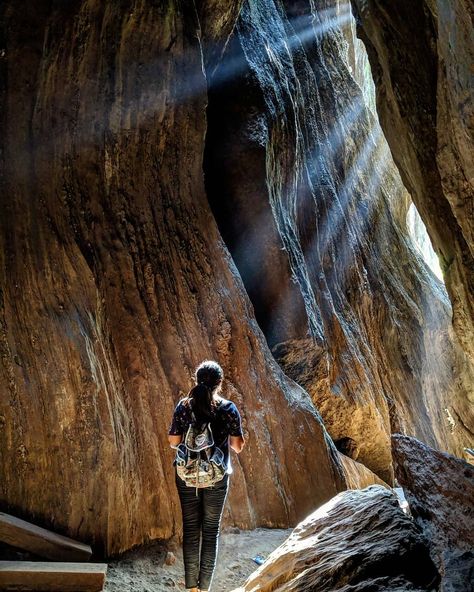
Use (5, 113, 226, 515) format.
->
(232, 486, 439, 592)
(392, 434, 474, 590)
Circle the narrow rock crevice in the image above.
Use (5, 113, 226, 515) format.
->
(204, 33, 310, 350)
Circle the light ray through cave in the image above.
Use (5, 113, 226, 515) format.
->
(23, 3, 354, 187)
(211, 3, 353, 89)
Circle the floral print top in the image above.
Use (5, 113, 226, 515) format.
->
(168, 397, 243, 474)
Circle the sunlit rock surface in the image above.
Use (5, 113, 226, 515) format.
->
(339, 453, 388, 490)
(0, 1, 346, 555)
(204, 0, 472, 482)
(352, 0, 474, 376)
(392, 435, 474, 590)
(231, 486, 439, 592)
(0, 0, 472, 558)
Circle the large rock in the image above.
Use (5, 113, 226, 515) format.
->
(0, 1, 346, 555)
(232, 485, 439, 592)
(392, 434, 474, 590)
(351, 1, 474, 417)
(204, 0, 473, 483)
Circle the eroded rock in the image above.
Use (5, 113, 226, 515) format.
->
(0, 0, 346, 555)
(352, 0, 474, 386)
(205, 0, 473, 485)
(392, 434, 474, 590)
(232, 486, 439, 592)
(339, 453, 388, 490)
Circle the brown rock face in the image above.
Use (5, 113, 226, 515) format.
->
(392, 434, 474, 590)
(0, 1, 346, 555)
(1, 0, 472, 559)
(351, 0, 474, 378)
(204, 0, 472, 483)
(339, 453, 388, 490)
(231, 486, 439, 592)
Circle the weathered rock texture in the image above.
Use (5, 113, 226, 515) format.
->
(352, 0, 474, 436)
(392, 434, 474, 590)
(0, 1, 346, 555)
(339, 453, 388, 490)
(204, 0, 473, 482)
(231, 485, 439, 592)
(1, 0, 472, 558)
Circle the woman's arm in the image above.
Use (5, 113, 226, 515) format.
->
(229, 434, 245, 453)
(168, 434, 183, 448)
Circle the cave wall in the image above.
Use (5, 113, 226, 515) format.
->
(204, 0, 473, 482)
(0, 0, 346, 555)
(351, 0, 474, 440)
(0, 0, 472, 558)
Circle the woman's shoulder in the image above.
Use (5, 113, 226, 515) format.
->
(176, 396, 192, 410)
(215, 396, 239, 412)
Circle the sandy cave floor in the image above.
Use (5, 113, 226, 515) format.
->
(104, 526, 292, 591)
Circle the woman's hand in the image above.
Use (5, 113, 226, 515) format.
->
(229, 435, 245, 453)
(168, 434, 183, 449)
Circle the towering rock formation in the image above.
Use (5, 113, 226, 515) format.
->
(351, 0, 474, 439)
(0, 1, 345, 555)
(0, 0, 471, 558)
(204, 0, 472, 483)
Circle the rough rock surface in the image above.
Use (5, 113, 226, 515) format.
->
(352, 0, 474, 435)
(231, 485, 439, 592)
(205, 0, 472, 482)
(392, 434, 474, 589)
(1, 0, 472, 559)
(0, 1, 346, 555)
(339, 453, 388, 490)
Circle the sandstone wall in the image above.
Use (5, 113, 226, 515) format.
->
(0, 1, 345, 555)
(0, 0, 471, 557)
(204, 0, 472, 483)
(352, 0, 474, 440)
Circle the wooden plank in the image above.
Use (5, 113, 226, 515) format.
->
(0, 513, 92, 561)
(0, 561, 107, 591)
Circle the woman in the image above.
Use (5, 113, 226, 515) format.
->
(168, 360, 245, 592)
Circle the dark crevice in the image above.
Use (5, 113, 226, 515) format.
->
(203, 32, 309, 349)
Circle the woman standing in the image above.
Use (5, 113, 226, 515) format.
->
(168, 360, 245, 592)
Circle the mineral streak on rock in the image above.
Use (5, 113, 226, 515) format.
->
(231, 485, 439, 592)
(0, 1, 346, 555)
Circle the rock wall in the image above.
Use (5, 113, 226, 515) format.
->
(352, 0, 474, 439)
(0, 1, 346, 555)
(0, 0, 472, 558)
(204, 0, 472, 483)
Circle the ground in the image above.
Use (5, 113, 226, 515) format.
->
(104, 527, 292, 591)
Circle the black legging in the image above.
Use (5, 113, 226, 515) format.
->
(175, 471, 229, 590)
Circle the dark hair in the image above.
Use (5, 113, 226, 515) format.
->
(186, 360, 223, 421)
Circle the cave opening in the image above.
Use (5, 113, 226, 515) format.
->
(406, 202, 444, 282)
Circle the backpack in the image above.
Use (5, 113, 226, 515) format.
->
(175, 406, 226, 493)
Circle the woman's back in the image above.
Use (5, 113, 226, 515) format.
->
(170, 395, 243, 474)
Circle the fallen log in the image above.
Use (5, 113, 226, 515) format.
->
(0, 513, 92, 561)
